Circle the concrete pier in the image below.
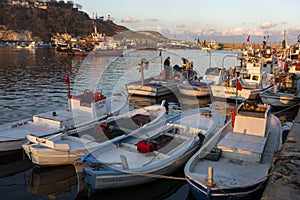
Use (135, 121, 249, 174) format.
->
(262, 110, 300, 200)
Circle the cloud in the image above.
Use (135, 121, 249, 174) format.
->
(259, 22, 278, 29)
(146, 18, 158, 22)
(176, 24, 186, 28)
(121, 16, 140, 23)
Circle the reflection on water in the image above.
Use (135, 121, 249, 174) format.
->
(89, 168, 187, 200)
(27, 165, 77, 200)
(0, 48, 84, 125)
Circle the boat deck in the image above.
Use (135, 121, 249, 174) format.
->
(95, 135, 189, 169)
(188, 115, 282, 188)
(0, 122, 59, 141)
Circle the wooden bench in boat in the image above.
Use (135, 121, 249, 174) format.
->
(217, 132, 267, 163)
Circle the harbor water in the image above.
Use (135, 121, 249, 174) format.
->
(0, 47, 297, 200)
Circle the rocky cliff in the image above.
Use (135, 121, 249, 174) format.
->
(0, 1, 128, 42)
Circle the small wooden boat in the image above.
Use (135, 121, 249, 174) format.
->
(22, 102, 166, 166)
(177, 79, 210, 97)
(177, 66, 228, 98)
(125, 58, 185, 97)
(0, 91, 127, 153)
(80, 107, 222, 191)
(184, 102, 283, 200)
(126, 79, 181, 97)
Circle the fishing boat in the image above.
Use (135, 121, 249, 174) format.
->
(177, 77, 210, 97)
(22, 102, 166, 166)
(177, 67, 226, 97)
(287, 60, 300, 77)
(260, 73, 300, 108)
(80, 107, 222, 191)
(0, 89, 127, 154)
(184, 102, 283, 200)
(126, 78, 181, 97)
(210, 57, 274, 101)
(126, 59, 195, 97)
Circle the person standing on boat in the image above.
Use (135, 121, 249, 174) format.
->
(164, 56, 171, 80)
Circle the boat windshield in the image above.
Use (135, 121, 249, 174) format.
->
(205, 68, 220, 76)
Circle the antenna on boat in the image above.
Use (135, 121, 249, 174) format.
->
(159, 48, 163, 71)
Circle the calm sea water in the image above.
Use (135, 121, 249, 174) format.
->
(0, 47, 296, 200)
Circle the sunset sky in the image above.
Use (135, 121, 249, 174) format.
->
(74, 0, 300, 43)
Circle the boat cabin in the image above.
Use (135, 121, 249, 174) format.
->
(70, 90, 107, 119)
(217, 103, 271, 163)
(202, 67, 227, 85)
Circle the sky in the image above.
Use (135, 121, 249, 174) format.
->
(74, 0, 300, 44)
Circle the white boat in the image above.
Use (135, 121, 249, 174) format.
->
(177, 79, 210, 97)
(287, 60, 300, 77)
(260, 74, 300, 108)
(177, 67, 226, 97)
(210, 58, 274, 101)
(0, 90, 127, 153)
(80, 107, 222, 191)
(126, 58, 187, 97)
(184, 102, 283, 200)
(126, 78, 181, 97)
(22, 102, 166, 166)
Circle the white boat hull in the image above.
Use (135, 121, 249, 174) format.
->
(178, 86, 210, 97)
(126, 82, 178, 97)
(210, 85, 263, 101)
(90, 146, 198, 189)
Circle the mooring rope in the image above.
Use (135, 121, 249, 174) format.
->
(273, 103, 300, 115)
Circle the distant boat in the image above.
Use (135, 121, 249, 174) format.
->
(80, 107, 223, 191)
(22, 102, 166, 166)
(0, 90, 127, 154)
(184, 102, 283, 200)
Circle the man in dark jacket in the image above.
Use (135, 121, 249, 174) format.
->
(163, 57, 171, 80)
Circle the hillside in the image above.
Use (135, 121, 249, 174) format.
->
(113, 30, 170, 45)
(0, 1, 128, 42)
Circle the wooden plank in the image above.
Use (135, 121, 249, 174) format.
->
(26, 134, 70, 151)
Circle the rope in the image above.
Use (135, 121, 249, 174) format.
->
(107, 167, 189, 181)
(273, 103, 300, 115)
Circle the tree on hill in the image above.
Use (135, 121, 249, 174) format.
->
(0, 1, 128, 42)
